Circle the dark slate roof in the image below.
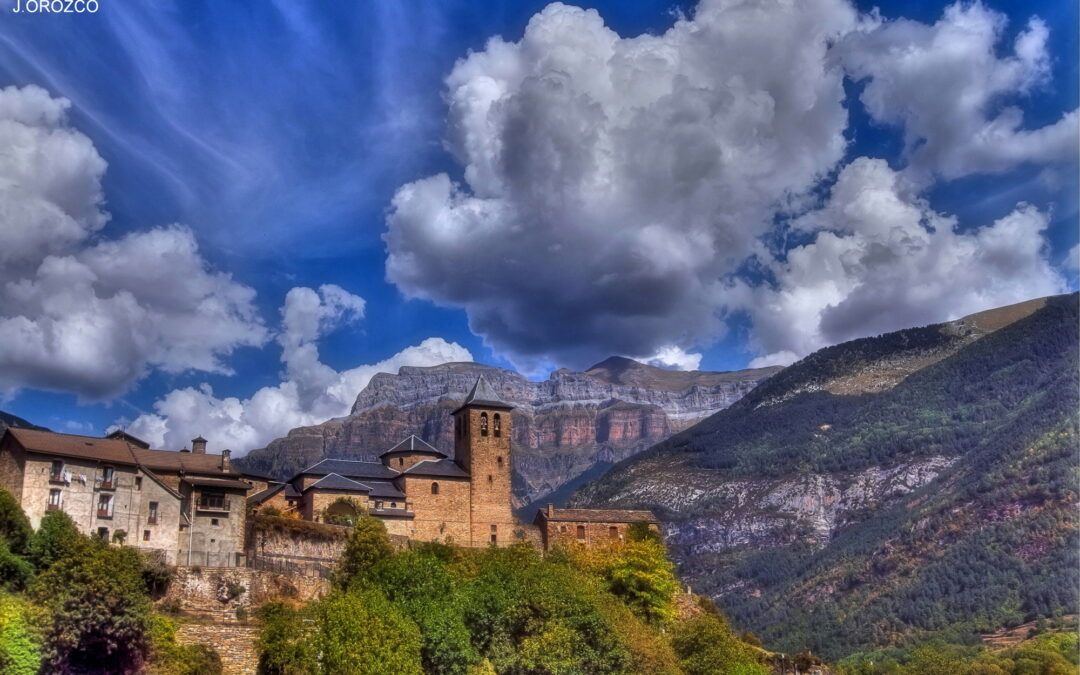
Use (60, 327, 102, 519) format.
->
(362, 480, 406, 499)
(306, 473, 373, 493)
(299, 458, 400, 480)
(402, 459, 470, 479)
(284, 483, 301, 498)
(452, 375, 514, 413)
(248, 482, 286, 504)
(534, 507, 659, 524)
(380, 434, 446, 458)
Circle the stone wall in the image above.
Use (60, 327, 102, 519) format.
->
(402, 474, 470, 543)
(175, 623, 259, 675)
(164, 566, 329, 621)
(544, 520, 660, 549)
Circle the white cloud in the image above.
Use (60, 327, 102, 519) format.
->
(385, 0, 860, 372)
(126, 284, 472, 453)
(837, 2, 1079, 182)
(739, 157, 1067, 363)
(644, 346, 703, 371)
(0, 86, 268, 401)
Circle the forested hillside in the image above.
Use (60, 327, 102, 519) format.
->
(575, 294, 1079, 660)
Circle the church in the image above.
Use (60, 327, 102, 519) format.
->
(251, 375, 521, 546)
(251, 375, 659, 548)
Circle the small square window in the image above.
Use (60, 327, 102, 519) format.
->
(211, 518, 219, 526)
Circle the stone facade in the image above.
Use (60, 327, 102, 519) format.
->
(533, 505, 661, 551)
(454, 406, 516, 546)
(0, 429, 260, 566)
(400, 474, 471, 543)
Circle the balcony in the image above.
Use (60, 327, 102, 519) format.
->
(99, 480, 114, 490)
(49, 473, 65, 484)
(195, 496, 230, 512)
(96, 509, 112, 519)
(147, 516, 158, 525)
(46, 503, 61, 512)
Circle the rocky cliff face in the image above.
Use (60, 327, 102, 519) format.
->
(236, 357, 779, 510)
(573, 295, 1078, 658)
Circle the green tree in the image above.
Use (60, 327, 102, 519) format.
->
(0, 539, 33, 592)
(0, 489, 31, 556)
(29, 509, 82, 570)
(315, 588, 423, 675)
(333, 515, 392, 587)
(606, 539, 680, 626)
(0, 593, 41, 675)
(30, 540, 152, 673)
(255, 602, 316, 675)
(672, 613, 768, 675)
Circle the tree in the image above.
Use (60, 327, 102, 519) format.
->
(315, 588, 423, 675)
(255, 602, 316, 675)
(30, 540, 152, 673)
(0, 593, 40, 675)
(333, 515, 392, 587)
(606, 539, 680, 626)
(29, 510, 82, 570)
(0, 489, 31, 556)
(672, 613, 769, 675)
(0, 539, 33, 592)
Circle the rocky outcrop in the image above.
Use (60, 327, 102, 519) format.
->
(237, 358, 779, 510)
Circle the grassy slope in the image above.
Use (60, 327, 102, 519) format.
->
(580, 294, 1079, 659)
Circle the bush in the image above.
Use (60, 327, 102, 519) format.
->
(30, 540, 153, 673)
(29, 510, 82, 570)
(672, 612, 769, 675)
(256, 602, 316, 674)
(0, 489, 31, 556)
(0, 593, 41, 675)
(315, 588, 423, 674)
(0, 539, 33, 592)
(148, 614, 222, 675)
(334, 515, 392, 587)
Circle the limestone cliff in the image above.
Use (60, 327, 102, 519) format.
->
(236, 358, 779, 511)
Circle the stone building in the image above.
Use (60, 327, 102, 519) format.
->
(0, 427, 263, 566)
(253, 375, 658, 550)
(532, 505, 660, 551)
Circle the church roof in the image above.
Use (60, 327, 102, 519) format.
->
(305, 473, 373, 493)
(360, 480, 406, 499)
(299, 458, 400, 480)
(402, 459, 470, 479)
(452, 374, 514, 414)
(380, 435, 446, 458)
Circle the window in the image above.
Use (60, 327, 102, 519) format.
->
(609, 526, 619, 539)
(143, 530, 150, 542)
(47, 489, 62, 511)
(96, 527, 109, 540)
(100, 466, 114, 489)
(431, 482, 439, 495)
(490, 524, 497, 544)
(97, 494, 113, 518)
(493, 413, 501, 437)
(496, 456, 504, 468)
(487, 474, 493, 484)
(391, 502, 398, 509)
(576, 525, 586, 540)
(148, 501, 159, 525)
(211, 518, 219, 526)
(398, 457, 404, 467)
(375, 501, 383, 509)
(559, 525, 567, 533)
(135, 476, 142, 490)
(50, 460, 64, 482)
(480, 412, 489, 436)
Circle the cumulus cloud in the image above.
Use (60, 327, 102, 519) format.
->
(0, 85, 268, 400)
(741, 157, 1067, 366)
(126, 284, 472, 453)
(837, 2, 1079, 182)
(644, 346, 703, 371)
(386, 0, 859, 372)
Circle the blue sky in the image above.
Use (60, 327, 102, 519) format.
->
(0, 0, 1075, 450)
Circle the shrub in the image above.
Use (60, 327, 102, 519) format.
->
(0, 489, 32, 556)
(315, 588, 423, 674)
(260, 506, 282, 517)
(0, 539, 33, 592)
(0, 593, 41, 675)
(672, 612, 769, 675)
(112, 529, 127, 545)
(334, 515, 392, 587)
(30, 540, 153, 673)
(256, 602, 316, 674)
(29, 510, 82, 570)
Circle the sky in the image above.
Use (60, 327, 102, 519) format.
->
(0, 0, 1075, 454)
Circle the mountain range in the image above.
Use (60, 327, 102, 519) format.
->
(572, 294, 1079, 659)
(235, 358, 779, 511)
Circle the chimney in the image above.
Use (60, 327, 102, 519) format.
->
(191, 436, 207, 454)
(546, 503, 554, 518)
(221, 448, 231, 472)
(179, 446, 190, 453)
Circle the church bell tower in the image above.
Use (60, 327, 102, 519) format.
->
(453, 375, 515, 546)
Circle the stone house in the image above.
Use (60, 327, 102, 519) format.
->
(0, 427, 263, 566)
(253, 375, 658, 550)
(532, 505, 661, 551)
